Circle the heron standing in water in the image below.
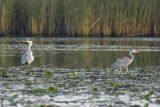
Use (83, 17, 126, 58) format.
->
(21, 41, 34, 65)
(111, 48, 137, 72)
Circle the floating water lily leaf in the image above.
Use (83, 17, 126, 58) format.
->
(155, 99, 160, 104)
(44, 70, 54, 78)
(111, 82, 122, 88)
(39, 104, 53, 107)
(130, 105, 141, 107)
(70, 72, 79, 79)
(31, 86, 58, 96)
(11, 94, 18, 100)
(143, 103, 149, 107)
(48, 86, 58, 93)
(92, 87, 98, 91)
(31, 88, 47, 95)
(140, 91, 154, 100)
(1, 71, 9, 78)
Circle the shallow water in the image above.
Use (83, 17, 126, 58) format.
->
(0, 37, 160, 107)
(0, 37, 160, 68)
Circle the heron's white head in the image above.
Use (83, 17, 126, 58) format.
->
(26, 40, 32, 44)
(129, 48, 138, 53)
(26, 41, 33, 47)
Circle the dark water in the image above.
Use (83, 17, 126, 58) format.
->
(0, 37, 160, 107)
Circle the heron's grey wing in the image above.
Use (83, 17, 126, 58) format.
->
(116, 57, 130, 66)
(21, 53, 30, 65)
(112, 57, 130, 68)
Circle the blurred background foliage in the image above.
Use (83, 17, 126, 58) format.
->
(0, 0, 160, 37)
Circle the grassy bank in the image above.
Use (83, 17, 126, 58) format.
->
(0, 0, 160, 37)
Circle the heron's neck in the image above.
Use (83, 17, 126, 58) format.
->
(27, 44, 33, 56)
(28, 44, 32, 50)
(129, 51, 134, 61)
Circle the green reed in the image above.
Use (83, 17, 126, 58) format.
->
(0, 0, 160, 36)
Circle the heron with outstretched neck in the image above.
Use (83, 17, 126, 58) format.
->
(21, 41, 34, 65)
(111, 48, 138, 72)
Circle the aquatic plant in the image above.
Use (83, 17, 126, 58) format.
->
(155, 99, 160, 104)
(48, 86, 58, 93)
(144, 103, 149, 107)
(140, 91, 154, 100)
(69, 71, 79, 79)
(31, 86, 58, 95)
(44, 70, 54, 78)
(92, 87, 98, 91)
(0, 71, 9, 78)
(130, 105, 141, 107)
(31, 88, 47, 95)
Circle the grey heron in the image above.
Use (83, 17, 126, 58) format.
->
(111, 48, 137, 72)
(21, 41, 34, 65)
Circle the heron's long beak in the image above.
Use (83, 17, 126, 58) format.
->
(132, 49, 140, 53)
(134, 50, 140, 53)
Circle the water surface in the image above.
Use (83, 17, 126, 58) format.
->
(0, 37, 160, 107)
(0, 37, 160, 68)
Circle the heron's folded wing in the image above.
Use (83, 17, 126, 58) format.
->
(21, 54, 30, 64)
(112, 57, 130, 68)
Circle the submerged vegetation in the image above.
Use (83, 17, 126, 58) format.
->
(0, 0, 160, 36)
(0, 66, 160, 106)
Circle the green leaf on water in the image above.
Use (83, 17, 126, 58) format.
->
(155, 99, 160, 104)
(140, 91, 154, 100)
(1, 71, 9, 78)
(130, 105, 141, 107)
(31, 86, 58, 95)
(116, 91, 127, 95)
(70, 72, 79, 79)
(11, 94, 18, 100)
(48, 86, 58, 93)
(44, 70, 54, 78)
(111, 82, 122, 88)
(92, 87, 98, 91)
(39, 105, 52, 107)
(31, 88, 47, 95)
(143, 103, 149, 107)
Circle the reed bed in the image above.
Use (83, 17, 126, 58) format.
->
(0, 0, 160, 37)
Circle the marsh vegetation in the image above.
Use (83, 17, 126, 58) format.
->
(0, 0, 160, 36)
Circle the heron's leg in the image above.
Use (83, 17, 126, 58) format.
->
(120, 67, 122, 70)
(117, 66, 123, 75)
(126, 66, 128, 72)
(27, 65, 32, 72)
(122, 66, 125, 70)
